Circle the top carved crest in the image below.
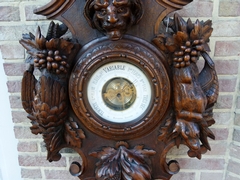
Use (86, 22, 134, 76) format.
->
(156, 0, 193, 9)
(34, 0, 193, 41)
(34, 0, 76, 18)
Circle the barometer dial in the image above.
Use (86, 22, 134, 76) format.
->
(69, 36, 171, 139)
(87, 62, 152, 123)
(102, 77, 136, 111)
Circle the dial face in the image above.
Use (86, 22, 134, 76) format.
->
(87, 62, 152, 123)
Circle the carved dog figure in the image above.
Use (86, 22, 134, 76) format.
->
(84, 0, 143, 40)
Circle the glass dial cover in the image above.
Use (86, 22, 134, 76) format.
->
(87, 62, 152, 123)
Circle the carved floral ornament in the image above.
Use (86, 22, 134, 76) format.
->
(19, 0, 218, 179)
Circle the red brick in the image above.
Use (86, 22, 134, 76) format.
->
(215, 95, 233, 109)
(19, 155, 66, 167)
(234, 114, 240, 127)
(215, 41, 240, 56)
(229, 143, 240, 160)
(45, 170, 78, 179)
(21, 168, 42, 178)
(212, 21, 240, 37)
(175, 1, 213, 17)
(200, 172, 224, 180)
(7, 80, 21, 93)
(215, 60, 239, 75)
(168, 141, 227, 156)
(1, 44, 25, 59)
(9, 95, 22, 108)
(236, 96, 240, 109)
(171, 172, 196, 180)
(12, 111, 29, 123)
(166, 145, 188, 156)
(41, 144, 78, 153)
(205, 141, 227, 156)
(213, 112, 231, 126)
(233, 129, 240, 143)
(60, 147, 76, 154)
(176, 158, 225, 170)
(225, 173, 240, 180)
(25, 5, 46, 21)
(227, 159, 240, 175)
(3, 63, 28, 76)
(219, 1, 240, 17)
(0, 6, 20, 21)
(18, 141, 38, 152)
(219, 78, 237, 92)
(14, 126, 41, 139)
(211, 128, 229, 140)
(0, 25, 48, 41)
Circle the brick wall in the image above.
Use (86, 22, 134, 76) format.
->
(0, 0, 239, 180)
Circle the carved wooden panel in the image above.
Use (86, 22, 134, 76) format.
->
(19, 0, 219, 179)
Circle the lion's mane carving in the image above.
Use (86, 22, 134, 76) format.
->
(84, 0, 143, 40)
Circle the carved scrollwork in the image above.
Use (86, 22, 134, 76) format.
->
(89, 142, 156, 180)
(153, 13, 219, 159)
(156, 0, 193, 10)
(34, 0, 76, 19)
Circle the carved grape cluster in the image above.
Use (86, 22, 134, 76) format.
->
(34, 50, 70, 74)
(173, 39, 204, 68)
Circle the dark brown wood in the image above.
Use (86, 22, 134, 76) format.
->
(83, 0, 143, 40)
(69, 35, 171, 140)
(153, 14, 218, 159)
(19, 1, 219, 179)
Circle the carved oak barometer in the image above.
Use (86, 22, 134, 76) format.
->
(19, 0, 219, 179)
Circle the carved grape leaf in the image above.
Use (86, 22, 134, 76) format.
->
(65, 117, 85, 149)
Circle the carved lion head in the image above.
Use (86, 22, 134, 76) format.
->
(84, 0, 143, 40)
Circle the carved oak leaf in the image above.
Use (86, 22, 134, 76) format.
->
(65, 117, 85, 149)
(90, 142, 156, 180)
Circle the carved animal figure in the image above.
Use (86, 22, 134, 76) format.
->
(84, 0, 143, 40)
